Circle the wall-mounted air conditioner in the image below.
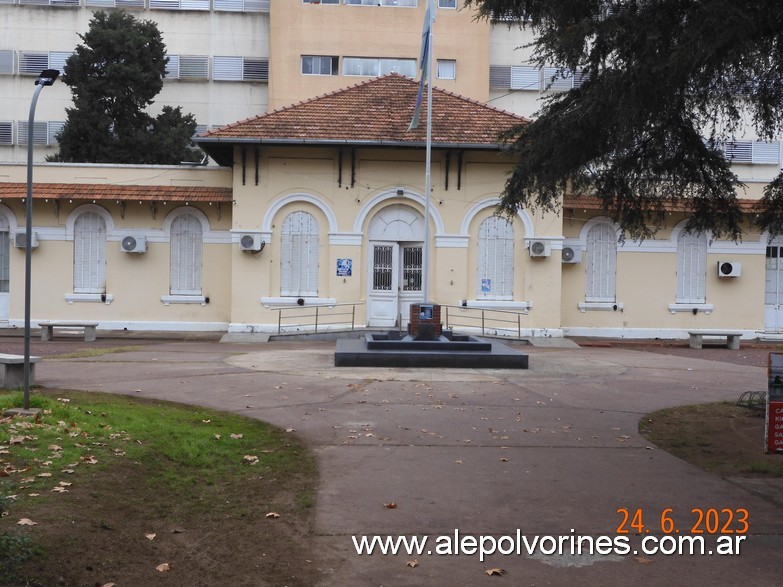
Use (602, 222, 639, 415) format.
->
(120, 235, 147, 253)
(528, 240, 551, 257)
(717, 261, 741, 277)
(239, 233, 265, 252)
(13, 231, 38, 249)
(561, 246, 582, 263)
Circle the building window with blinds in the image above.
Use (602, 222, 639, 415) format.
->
(280, 211, 319, 297)
(74, 212, 107, 294)
(170, 213, 203, 296)
(585, 223, 617, 303)
(477, 216, 514, 299)
(676, 230, 707, 304)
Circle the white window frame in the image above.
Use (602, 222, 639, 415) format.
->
(149, 0, 210, 10)
(170, 213, 203, 296)
(0, 122, 13, 146)
(477, 216, 514, 300)
(214, 0, 268, 10)
(510, 65, 541, 91)
(213, 56, 269, 82)
(345, 0, 417, 6)
(722, 140, 780, 165)
(280, 211, 319, 298)
(73, 212, 107, 295)
(85, 0, 146, 7)
(18, 51, 72, 75)
(675, 230, 707, 304)
(165, 55, 209, 80)
(17, 121, 64, 146)
(585, 223, 617, 303)
(343, 57, 417, 78)
(0, 50, 14, 75)
(301, 55, 338, 76)
(437, 59, 456, 80)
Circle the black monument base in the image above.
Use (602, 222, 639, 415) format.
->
(335, 332, 528, 369)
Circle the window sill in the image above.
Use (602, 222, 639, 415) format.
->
(462, 300, 532, 312)
(161, 295, 207, 306)
(668, 303, 713, 315)
(65, 293, 113, 304)
(578, 302, 624, 313)
(260, 297, 337, 307)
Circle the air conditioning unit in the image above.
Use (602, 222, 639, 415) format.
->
(561, 246, 582, 263)
(120, 235, 146, 253)
(13, 231, 38, 249)
(528, 240, 551, 257)
(717, 261, 741, 278)
(239, 233, 265, 252)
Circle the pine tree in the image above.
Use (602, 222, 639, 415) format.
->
(466, 1, 783, 239)
(48, 10, 199, 165)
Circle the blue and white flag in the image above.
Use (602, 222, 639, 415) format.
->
(408, 0, 435, 131)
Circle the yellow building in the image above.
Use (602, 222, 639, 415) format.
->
(0, 73, 777, 340)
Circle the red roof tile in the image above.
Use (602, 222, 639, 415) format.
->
(197, 74, 528, 148)
(0, 183, 233, 203)
(564, 195, 760, 212)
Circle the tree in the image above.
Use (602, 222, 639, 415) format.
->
(48, 10, 200, 165)
(465, 1, 783, 240)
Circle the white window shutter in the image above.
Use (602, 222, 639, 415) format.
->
(586, 224, 616, 302)
(170, 214, 203, 295)
(74, 212, 106, 294)
(510, 65, 540, 91)
(477, 216, 514, 298)
(280, 211, 318, 297)
(676, 231, 707, 303)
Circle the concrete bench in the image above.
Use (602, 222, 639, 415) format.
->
(688, 330, 743, 350)
(0, 354, 42, 388)
(38, 321, 98, 342)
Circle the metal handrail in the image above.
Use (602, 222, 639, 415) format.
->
(269, 302, 365, 334)
(440, 304, 529, 338)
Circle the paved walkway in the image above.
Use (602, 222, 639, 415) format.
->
(32, 339, 783, 586)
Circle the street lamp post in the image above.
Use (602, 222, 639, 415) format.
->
(22, 69, 59, 410)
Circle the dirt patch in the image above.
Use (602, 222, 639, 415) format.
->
(640, 402, 783, 506)
(1, 390, 328, 587)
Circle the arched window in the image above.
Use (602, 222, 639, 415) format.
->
(477, 216, 514, 299)
(281, 211, 319, 297)
(585, 223, 617, 302)
(676, 230, 707, 304)
(74, 212, 107, 294)
(170, 213, 203, 295)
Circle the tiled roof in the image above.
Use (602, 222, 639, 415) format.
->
(197, 74, 527, 149)
(564, 195, 760, 212)
(0, 183, 233, 203)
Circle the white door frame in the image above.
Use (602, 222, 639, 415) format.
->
(765, 242, 783, 332)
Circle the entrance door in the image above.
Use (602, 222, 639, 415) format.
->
(368, 242, 423, 327)
(765, 245, 783, 332)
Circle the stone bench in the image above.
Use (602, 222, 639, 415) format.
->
(38, 321, 99, 342)
(0, 354, 42, 388)
(688, 330, 743, 350)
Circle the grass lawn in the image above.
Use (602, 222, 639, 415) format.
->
(0, 389, 323, 586)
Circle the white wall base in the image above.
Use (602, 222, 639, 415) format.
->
(562, 326, 759, 340)
(2, 320, 229, 333)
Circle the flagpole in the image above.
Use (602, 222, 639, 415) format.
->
(422, 1, 434, 304)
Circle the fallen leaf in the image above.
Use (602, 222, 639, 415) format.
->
(230, 433, 243, 439)
(485, 568, 507, 576)
(201, 419, 211, 423)
(17, 518, 37, 526)
(266, 512, 280, 519)
(499, 458, 509, 462)
(59, 482, 72, 487)
(47, 444, 62, 451)
(383, 502, 397, 509)
(635, 556, 654, 564)
(285, 428, 295, 433)
(214, 434, 222, 440)
(155, 563, 170, 572)
(145, 533, 156, 541)
(56, 398, 71, 403)
(243, 455, 259, 465)
(51, 487, 68, 493)
(103, 583, 116, 587)
(37, 472, 52, 478)
(407, 559, 418, 568)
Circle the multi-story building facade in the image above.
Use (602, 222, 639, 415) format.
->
(0, 1, 781, 338)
